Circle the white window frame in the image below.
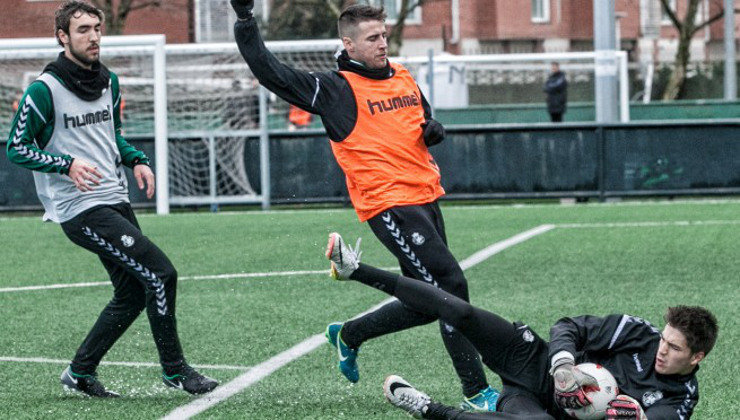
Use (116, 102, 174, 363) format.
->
(695, 0, 708, 25)
(661, 0, 677, 25)
(367, 0, 422, 25)
(531, 0, 550, 23)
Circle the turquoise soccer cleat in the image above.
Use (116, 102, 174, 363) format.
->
(460, 385, 500, 412)
(325, 322, 360, 383)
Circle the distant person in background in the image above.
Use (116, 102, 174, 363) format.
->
(288, 104, 312, 130)
(544, 62, 567, 122)
(12, 91, 22, 112)
(225, 79, 260, 129)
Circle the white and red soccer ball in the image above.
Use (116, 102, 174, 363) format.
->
(565, 363, 619, 420)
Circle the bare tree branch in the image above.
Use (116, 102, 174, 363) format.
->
(659, 0, 683, 31)
(387, 0, 424, 55)
(324, 0, 341, 18)
(693, 10, 726, 33)
(129, 1, 163, 12)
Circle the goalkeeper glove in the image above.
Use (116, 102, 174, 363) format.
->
(606, 395, 647, 420)
(550, 359, 598, 410)
(421, 119, 445, 147)
(230, 0, 254, 20)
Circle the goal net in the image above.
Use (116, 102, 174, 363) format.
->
(163, 39, 341, 208)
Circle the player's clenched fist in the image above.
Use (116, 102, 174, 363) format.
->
(421, 119, 445, 147)
(230, 0, 254, 20)
(606, 395, 647, 420)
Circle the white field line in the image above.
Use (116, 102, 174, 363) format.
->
(0, 356, 249, 371)
(0, 270, 328, 293)
(4, 197, 740, 223)
(0, 268, 393, 294)
(161, 224, 553, 420)
(160, 296, 406, 420)
(557, 219, 740, 229)
(460, 224, 555, 270)
(3, 219, 738, 295)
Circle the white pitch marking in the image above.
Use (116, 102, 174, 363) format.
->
(4, 219, 739, 294)
(0, 356, 249, 371)
(161, 225, 554, 419)
(0, 268, 396, 294)
(0, 281, 110, 293)
(557, 219, 740, 229)
(459, 224, 555, 270)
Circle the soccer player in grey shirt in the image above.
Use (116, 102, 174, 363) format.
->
(6, 0, 217, 397)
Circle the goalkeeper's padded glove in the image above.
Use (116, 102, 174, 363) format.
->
(606, 395, 647, 420)
(550, 359, 598, 410)
(230, 0, 254, 20)
(421, 119, 445, 147)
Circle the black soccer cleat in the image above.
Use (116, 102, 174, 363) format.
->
(61, 366, 121, 398)
(163, 364, 219, 395)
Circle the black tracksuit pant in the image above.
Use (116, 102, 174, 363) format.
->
(341, 202, 488, 397)
(350, 262, 559, 419)
(61, 203, 184, 375)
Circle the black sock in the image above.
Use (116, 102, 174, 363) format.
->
(162, 359, 186, 376)
(422, 402, 460, 420)
(349, 263, 399, 295)
(341, 264, 404, 349)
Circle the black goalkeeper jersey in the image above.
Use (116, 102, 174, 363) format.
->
(548, 314, 699, 419)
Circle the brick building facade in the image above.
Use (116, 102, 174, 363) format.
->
(1, 0, 737, 64)
(0, 0, 191, 43)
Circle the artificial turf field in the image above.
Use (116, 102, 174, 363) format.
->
(0, 200, 738, 419)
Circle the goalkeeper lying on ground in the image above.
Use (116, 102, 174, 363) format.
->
(324, 232, 717, 419)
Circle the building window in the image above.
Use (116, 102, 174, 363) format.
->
(365, 0, 422, 24)
(531, 0, 550, 23)
(661, 0, 677, 25)
(195, 0, 270, 42)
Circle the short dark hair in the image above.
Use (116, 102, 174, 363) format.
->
(665, 306, 718, 356)
(337, 4, 386, 39)
(54, 1, 104, 47)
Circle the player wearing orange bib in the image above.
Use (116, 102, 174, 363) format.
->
(230, 1, 499, 410)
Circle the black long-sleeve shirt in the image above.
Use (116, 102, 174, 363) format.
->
(544, 71, 567, 114)
(549, 314, 699, 419)
(233, 16, 432, 142)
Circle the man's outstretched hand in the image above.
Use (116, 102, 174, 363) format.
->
(230, 0, 254, 20)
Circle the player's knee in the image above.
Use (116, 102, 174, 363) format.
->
(445, 300, 475, 327)
(110, 295, 146, 313)
(160, 265, 178, 284)
(439, 271, 469, 300)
